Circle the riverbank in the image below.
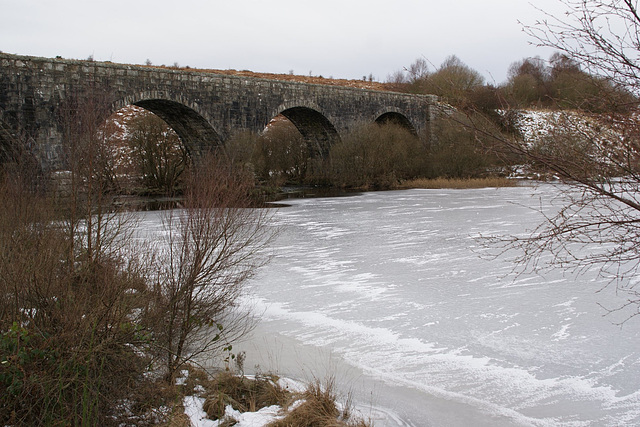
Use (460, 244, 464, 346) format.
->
(396, 176, 517, 189)
(108, 177, 520, 211)
(175, 365, 372, 427)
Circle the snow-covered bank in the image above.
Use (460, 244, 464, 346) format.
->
(184, 395, 284, 427)
(179, 367, 370, 427)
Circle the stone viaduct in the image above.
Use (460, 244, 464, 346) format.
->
(0, 52, 437, 171)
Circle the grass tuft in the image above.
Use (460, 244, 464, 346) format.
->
(269, 377, 371, 427)
(203, 371, 290, 420)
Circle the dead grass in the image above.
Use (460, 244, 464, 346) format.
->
(162, 413, 191, 427)
(110, 366, 371, 427)
(398, 176, 518, 189)
(269, 378, 372, 427)
(203, 371, 291, 420)
(184, 371, 373, 427)
(145, 64, 390, 91)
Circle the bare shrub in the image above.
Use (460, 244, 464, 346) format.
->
(387, 56, 490, 110)
(144, 153, 275, 380)
(254, 117, 309, 186)
(224, 130, 259, 173)
(329, 123, 426, 189)
(126, 109, 188, 195)
(428, 111, 507, 179)
(0, 119, 152, 425)
(0, 89, 277, 424)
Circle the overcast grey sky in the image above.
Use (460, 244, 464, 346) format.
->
(1, 0, 563, 84)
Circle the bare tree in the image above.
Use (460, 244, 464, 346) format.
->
(504, 56, 552, 107)
(328, 122, 426, 189)
(390, 56, 488, 109)
(485, 109, 640, 320)
(481, 0, 640, 322)
(385, 58, 431, 93)
(525, 0, 640, 96)
(145, 154, 275, 380)
(127, 108, 188, 195)
(57, 88, 128, 263)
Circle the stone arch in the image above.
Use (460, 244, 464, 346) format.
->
(272, 101, 339, 158)
(114, 93, 222, 157)
(374, 110, 418, 136)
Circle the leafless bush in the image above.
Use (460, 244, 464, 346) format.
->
(501, 52, 636, 112)
(254, 117, 310, 186)
(0, 131, 151, 425)
(328, 122, 426, 189)
(428, 110, 508, 179)
(224, 130, 260, 173)
(1, 88, 278, 423)
(144, 153, 275, 380)
(126, 109, 188, 195)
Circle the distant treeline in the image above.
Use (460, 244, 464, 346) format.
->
(386, 53, 636, 114)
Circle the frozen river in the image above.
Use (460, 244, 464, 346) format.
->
(237, 185, 640, 426)
(137, 185, 640, 426)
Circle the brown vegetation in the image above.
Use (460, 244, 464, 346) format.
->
(197, 371, 371, 427)
(144, 153, 274, 380)
(0, 91, 274, 424)
(388, 51, 636, 116)
(327, 123, 427, 190)
(221, 117, 513, 192)
(463, 0, 640, 322)
(253, 115, 310, 186)
(8, 3, 640, 422)
(145, 64, 391, 91)
(203, 371, 290, 419)
(398, 177, 517, 189)
(0, 93, 153, 425)
(269, 378, 370, 427)
(126, 109, 188, 194)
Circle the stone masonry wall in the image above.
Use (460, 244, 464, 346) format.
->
(0, 53, 436, 170)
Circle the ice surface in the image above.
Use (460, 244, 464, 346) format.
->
(241, 186, 640, 426)
(135, 185, 640, 426)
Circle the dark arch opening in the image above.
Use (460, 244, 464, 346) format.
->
(133, 99, 222, 156)
(255, 114, 308, 185)
(375, 112, 417, 136)
(101, 104, 193, 196)
(279, 107, 339, 159)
